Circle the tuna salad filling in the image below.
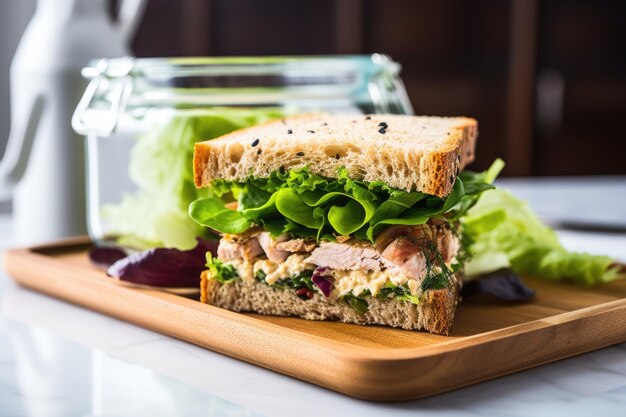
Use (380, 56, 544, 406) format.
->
(204, 222, 464, 312)
(191, 166, 494, 313)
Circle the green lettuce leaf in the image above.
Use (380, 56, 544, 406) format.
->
(205, 252, 239, 284)
(463, 172, 624, 285)
(102, 107, 283, 250)
(189, 166, 492, 242)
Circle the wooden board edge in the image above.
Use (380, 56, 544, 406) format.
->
(377, 297, 626, 360)
(345, 303, 626, 400)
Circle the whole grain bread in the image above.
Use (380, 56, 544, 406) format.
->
(200, 272, 460, 335)
(194, 114, 477, 197)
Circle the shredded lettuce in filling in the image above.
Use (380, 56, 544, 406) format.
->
(255, 269, 315, 291)
(204, 253, 239, 284)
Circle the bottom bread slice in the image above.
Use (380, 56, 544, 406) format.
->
(200, 272, 460, 335)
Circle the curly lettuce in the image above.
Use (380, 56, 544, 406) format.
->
(189, 166, 493, 243)
(205, 252, 239, 284)
(463, 164, 624, 285)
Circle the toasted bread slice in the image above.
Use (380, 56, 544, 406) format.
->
(194, 114, 477, 197)
(200, 271, 460, 335)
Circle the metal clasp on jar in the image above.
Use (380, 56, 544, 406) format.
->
(72, 57, 135, 136)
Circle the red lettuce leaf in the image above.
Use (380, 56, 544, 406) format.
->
(462, 268, 535, 301)
(89, 247, 127, 269)
(312, 267, 334, 297)
(101, 239, 218, 288)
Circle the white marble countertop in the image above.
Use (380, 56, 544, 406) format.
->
(1, 178, 626, 417)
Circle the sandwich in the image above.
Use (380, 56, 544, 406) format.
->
(189, 114, 492, 335)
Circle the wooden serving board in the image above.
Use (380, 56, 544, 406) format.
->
(4, 239, 626, 401)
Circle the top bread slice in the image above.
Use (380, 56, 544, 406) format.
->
(194, 114, 477, 197)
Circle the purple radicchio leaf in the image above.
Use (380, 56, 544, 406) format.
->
(462, 268, 535, 302)
(312, 267, 334, 297)
(89, 247, 127, 270)
(106, 238, 218, 288)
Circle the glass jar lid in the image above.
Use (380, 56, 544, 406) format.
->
(72, 54, 413, 136)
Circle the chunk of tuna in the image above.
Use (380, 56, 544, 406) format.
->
(217, 238, 264, 262)
(306, 240, 381, 271)
(381, 237, 428, 280)
(257, 232, 290, 263)
(275, 238, 317, 253)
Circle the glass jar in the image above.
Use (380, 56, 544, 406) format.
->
(72, 55, 414, 250)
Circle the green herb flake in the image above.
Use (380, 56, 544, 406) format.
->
(343, 294, 369, 314)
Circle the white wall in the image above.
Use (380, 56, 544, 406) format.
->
(0, 0, 36, 211)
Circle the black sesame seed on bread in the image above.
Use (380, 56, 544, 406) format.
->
(194, 114, 478, 198)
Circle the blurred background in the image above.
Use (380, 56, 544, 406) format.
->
(1, 0, 625, 184)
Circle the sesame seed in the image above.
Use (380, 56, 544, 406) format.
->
(251, 138, 260, 147)
(307, 130, 315, 134)
(322, 123, 328, 126)
(257, 149, 262, 155)
(296, 151, 305, 156)
(378, 122, 388, 129)
(287, 129, 293, 134)
(378, 128, 386, 134)
(335, 154, 340, 159)
(365, 115, 371, 120)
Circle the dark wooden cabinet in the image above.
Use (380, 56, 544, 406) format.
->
(534, 0, 626, 175)
(122, 0, 626, 176)
(363, 0, 511, 172)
